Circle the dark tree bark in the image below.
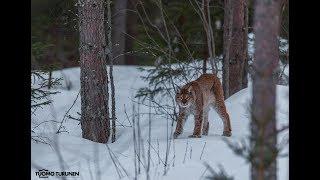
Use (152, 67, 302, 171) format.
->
(48, 71, 52, 89)
(242, 0, 249, 88)
(228, 0, 246, 96)
(222, 0, 233, 99)
(78, 0, 110, 143)
(112, 0, 128, 65)
(223, 0, 248, 98)
(251, 0, 280, 179)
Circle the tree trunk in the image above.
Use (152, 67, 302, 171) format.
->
(48, 71, 52, 89)
(222, 0, 233, 99)
(112, 0, 128, 65)
(223, 0, 247, 98)
(78, 0, 110, 143)
(251, 0, 280, 179)
(242, 0, 249, 88)
(229, 0, 246, 96)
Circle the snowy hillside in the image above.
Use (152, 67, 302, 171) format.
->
(31, 66, 288, 180)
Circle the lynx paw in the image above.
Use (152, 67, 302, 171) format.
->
(222, 131, 232, 137)
(173, 132, 181, 139)
(188, 134, 201, 138)
(202, 131, 208, 136)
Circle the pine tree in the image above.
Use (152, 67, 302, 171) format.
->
(251, 0, 281, 179)
(78, 0, 110, 143)
(223, 0, 248, 98)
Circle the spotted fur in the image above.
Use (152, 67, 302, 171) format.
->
(174, 74, 232, 138)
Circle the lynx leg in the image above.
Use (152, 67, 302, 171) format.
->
(173, 111, 186, 139)
(215, 103, 232, 137)
(202, 110, 209, 136)
(189, 110, 203, 138)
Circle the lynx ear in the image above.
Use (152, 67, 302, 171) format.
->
(176, 85, 181, 92)
(175, 86, 180, 96)
(187, 85, 193, 92)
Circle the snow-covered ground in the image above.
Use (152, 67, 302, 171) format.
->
(31, 66, 288, 180)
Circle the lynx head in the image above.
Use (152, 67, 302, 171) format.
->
(176, 86, 194, 108)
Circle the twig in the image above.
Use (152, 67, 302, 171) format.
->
(200, 142, 207, 160)
(56, 90, 80, 134)
(106, 144, 122, 179)
(146, 140, 165, 166)
(183, 140, 189, 164)
(147, 97, 152, 180)
(132, 103, 138, 180)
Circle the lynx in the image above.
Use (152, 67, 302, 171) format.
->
(174, 74, 232, 138)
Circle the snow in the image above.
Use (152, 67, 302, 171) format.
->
(248, 33, 289, 78)
(31, 66, 288, 180)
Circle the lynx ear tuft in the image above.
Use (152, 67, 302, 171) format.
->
(187, 86, 192, 92)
